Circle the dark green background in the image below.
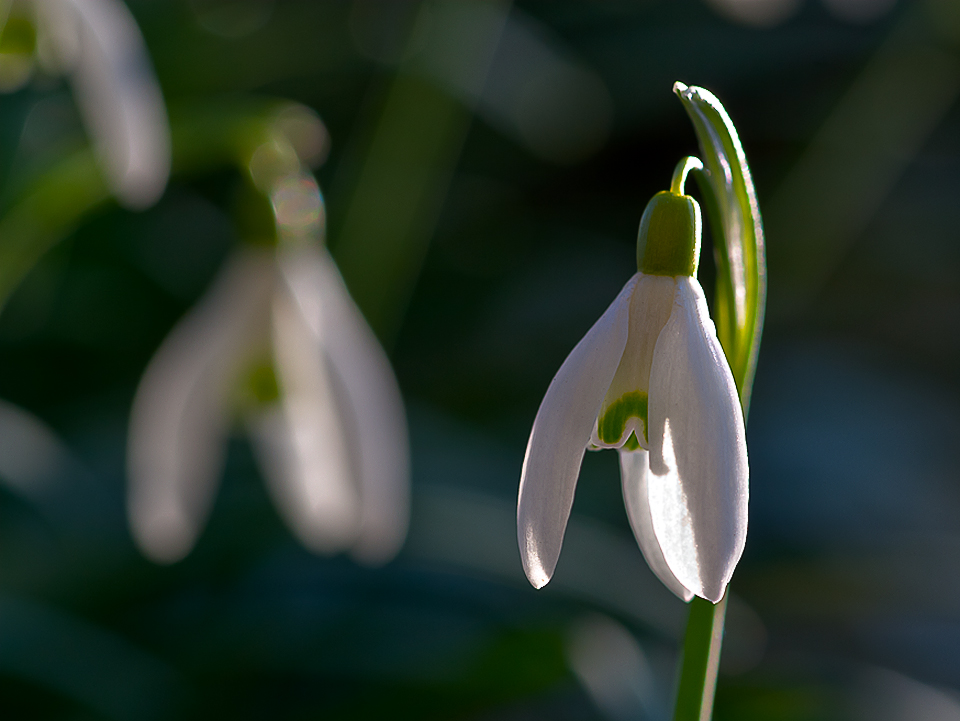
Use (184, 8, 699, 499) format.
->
(0, 1, 956, 718)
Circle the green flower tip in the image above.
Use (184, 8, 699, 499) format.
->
(637, 157, 702, 277)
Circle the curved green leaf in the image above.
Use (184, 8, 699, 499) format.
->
(674, 82, 766, 413)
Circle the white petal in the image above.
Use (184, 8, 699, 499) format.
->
(127, 250, 274, 563)
(647, 276, 748, 603)
(592, 274, 676, 450)
(277, 244, 409, 564)
(618, 448, 693, 602)
(51, 0, 170, 208)
(518, 275, 636, 588)
(252, 277, 360, 555)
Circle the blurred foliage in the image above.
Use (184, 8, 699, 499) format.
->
(0, 0, 959, 719)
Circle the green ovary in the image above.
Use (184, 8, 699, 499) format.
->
(597, 390, 648, 450)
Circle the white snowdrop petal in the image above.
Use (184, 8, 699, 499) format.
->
(592, 274, 677, 450)
(647, 276, 748, 603)
(618, 448, 693, 602)
(257, 279, 361, 554)
(517, 274, 636, 588)
(60, 0, 170, 208)
(278, 245, 410, 564)
(127, 250, 274, 563)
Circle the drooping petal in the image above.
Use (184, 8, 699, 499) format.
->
(127, 250, 274, 563)
(42, 0, 170, 208)
(249, 275, 361, 555)
(618, 448, 693, 602)
(277, 244, 410, 564)
(592, 274, 676, 450)
(646, 276, 748, 603)
(518, 275, 636, 588)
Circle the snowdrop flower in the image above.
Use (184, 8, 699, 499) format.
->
(518, 159, 747, 603)
(8, 0, 170, 207)
(127, 141, 408, 565)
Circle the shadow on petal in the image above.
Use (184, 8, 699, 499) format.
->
(619, 448, 693, 602)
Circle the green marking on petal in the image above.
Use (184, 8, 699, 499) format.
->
(246, 361, 280, 404)
(229, 358, 282, 421)
(622, 433, 642, 452)
(597, 390, 648, 446)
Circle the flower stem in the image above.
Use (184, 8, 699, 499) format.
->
(672, 594, 727, 721)
(670, 156, 704, 196)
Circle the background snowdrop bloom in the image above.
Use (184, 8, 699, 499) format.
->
(8, 0, 172, 208)
(518, 159, 748, 603)
(127, 139, 409, 565)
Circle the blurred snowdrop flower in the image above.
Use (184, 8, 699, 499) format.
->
(128, 134, 409, 565)
(518, 159, 748, 603)
(3, 0, 171, 207)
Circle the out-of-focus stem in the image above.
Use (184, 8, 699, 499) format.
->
(0, 150, 110, 315)
(331, 0, 510, 347)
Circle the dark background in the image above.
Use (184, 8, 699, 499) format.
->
(0, 0, 958, 718)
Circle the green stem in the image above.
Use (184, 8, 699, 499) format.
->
(673, 595, 727, 721)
